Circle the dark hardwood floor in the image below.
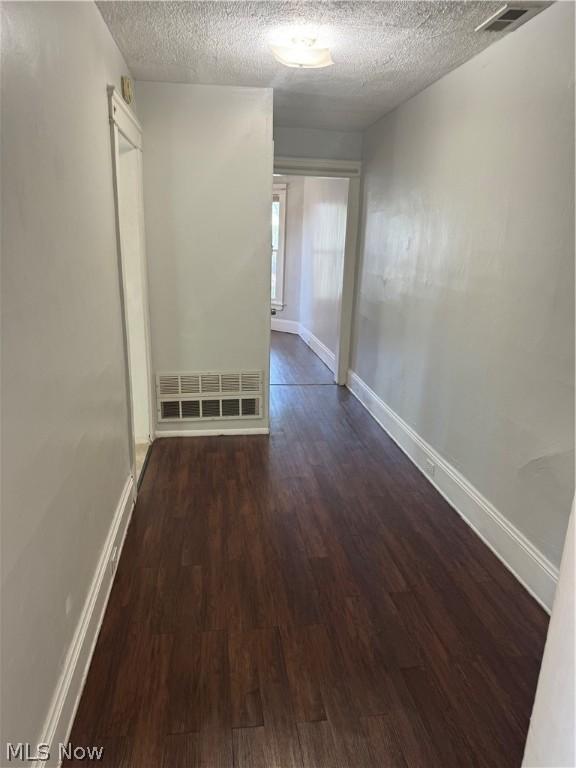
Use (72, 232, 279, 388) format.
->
(270, 330, 334, 385)
(67, 334, 548, 767)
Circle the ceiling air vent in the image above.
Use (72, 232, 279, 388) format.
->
(156, 370, 263, 422)
(475, 4, 548, 33)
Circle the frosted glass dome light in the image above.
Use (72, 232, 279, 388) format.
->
(271, 35, 333, 69)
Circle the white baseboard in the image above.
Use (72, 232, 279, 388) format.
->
(299, 327, 336, 373)
(156, 427, 270, 437)
(35, 476, 136, 767)
(346, 370, 559, 612)
(271, 318, 301, 334)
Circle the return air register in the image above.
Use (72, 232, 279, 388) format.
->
(475, 4, 548, 33)
(156, 371, 263, 422)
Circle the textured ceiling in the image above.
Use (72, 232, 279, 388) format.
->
(97, 1, 546, 131)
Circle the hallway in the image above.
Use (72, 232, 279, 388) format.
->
(3, 3, 574, 764)
(270, 330, 334, 386)
(67, 339, 548, 768)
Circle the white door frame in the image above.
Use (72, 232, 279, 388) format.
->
(108, 86, 155, 485)
(273, 156, 362, 385)
(271, 183, 287, 311)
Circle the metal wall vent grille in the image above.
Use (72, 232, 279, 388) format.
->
(475, 4, 546, 33)
(159, 376, 179, 396)
(181, 400, 200, 418)
(222, 399, 241, 417)
(181, 375, 200, 394)
(156, 371, 263, 422)
(242, 398, 258, 416)
(161, 401, 180, 419)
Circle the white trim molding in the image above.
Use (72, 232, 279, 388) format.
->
(334, 176, 361, 385)
(299, 327, 336, 374)
(274, 156, 361, 178)
(271, 183, 287, 308)
(271, 318, 301, 334)
(34, 476, 136, 767)
(156, 427, 270, 437)
(346, 370, 559, 612)
(108, 85, 142, 149)
(108, 85, 155, 466)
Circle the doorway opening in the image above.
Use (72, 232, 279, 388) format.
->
(109, 88, 154, 487)
(270, 173, 349, 386)
(268, 157, 361, 398)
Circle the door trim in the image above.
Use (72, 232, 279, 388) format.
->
(108, 86, 154, 486)
(274, 156, 361, 178)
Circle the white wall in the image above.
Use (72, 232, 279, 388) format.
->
(1, 0, 132, 754)
(523, 505, 575, 767)
(300, 177, 349, 355)
(137, 82, 273, 433)
(274, 126, 362, 161)
(351, 2, 574, 574)
(118, 141, 150, 444)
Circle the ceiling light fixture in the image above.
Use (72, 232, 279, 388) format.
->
(271, 34, 333, 69)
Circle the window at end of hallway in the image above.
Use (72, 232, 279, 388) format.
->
(271, 183, 287, 310)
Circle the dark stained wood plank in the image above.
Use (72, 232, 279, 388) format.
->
(450, 658, 526, 767)
(304, 621, 377, 767)
(124, 633, 173, 768)
(276, 553, 320, 627)
(197, 630, 233, 767)
(67, 350, 548, 768)
(162, 733, 200, 768)
(391, 589, 451, 668)
(104, 624, 155, 739)
(270, 330, 334, 385)
(401, 665, 480, 768)
(232, 726, 270, 768)
(229, 629, 264, 728)
(295, 497, 329, 558)
(253, 627, 304, 768)
(279, 623, 326, 723)
(297, 720, 347, 768)
(167, 632, 202, 734)
(377, 675, 442, 768)
(361, 714, 408, 768)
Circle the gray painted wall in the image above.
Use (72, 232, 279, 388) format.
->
(274, 125, 362, 161)
(137, 82, 273, 433)
(1, 0, 132, 749)
(351, 1, 574, 567)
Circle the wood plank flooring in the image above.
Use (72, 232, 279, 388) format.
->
(270, 330, 334, 385)
(66, 334, 548, 767)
